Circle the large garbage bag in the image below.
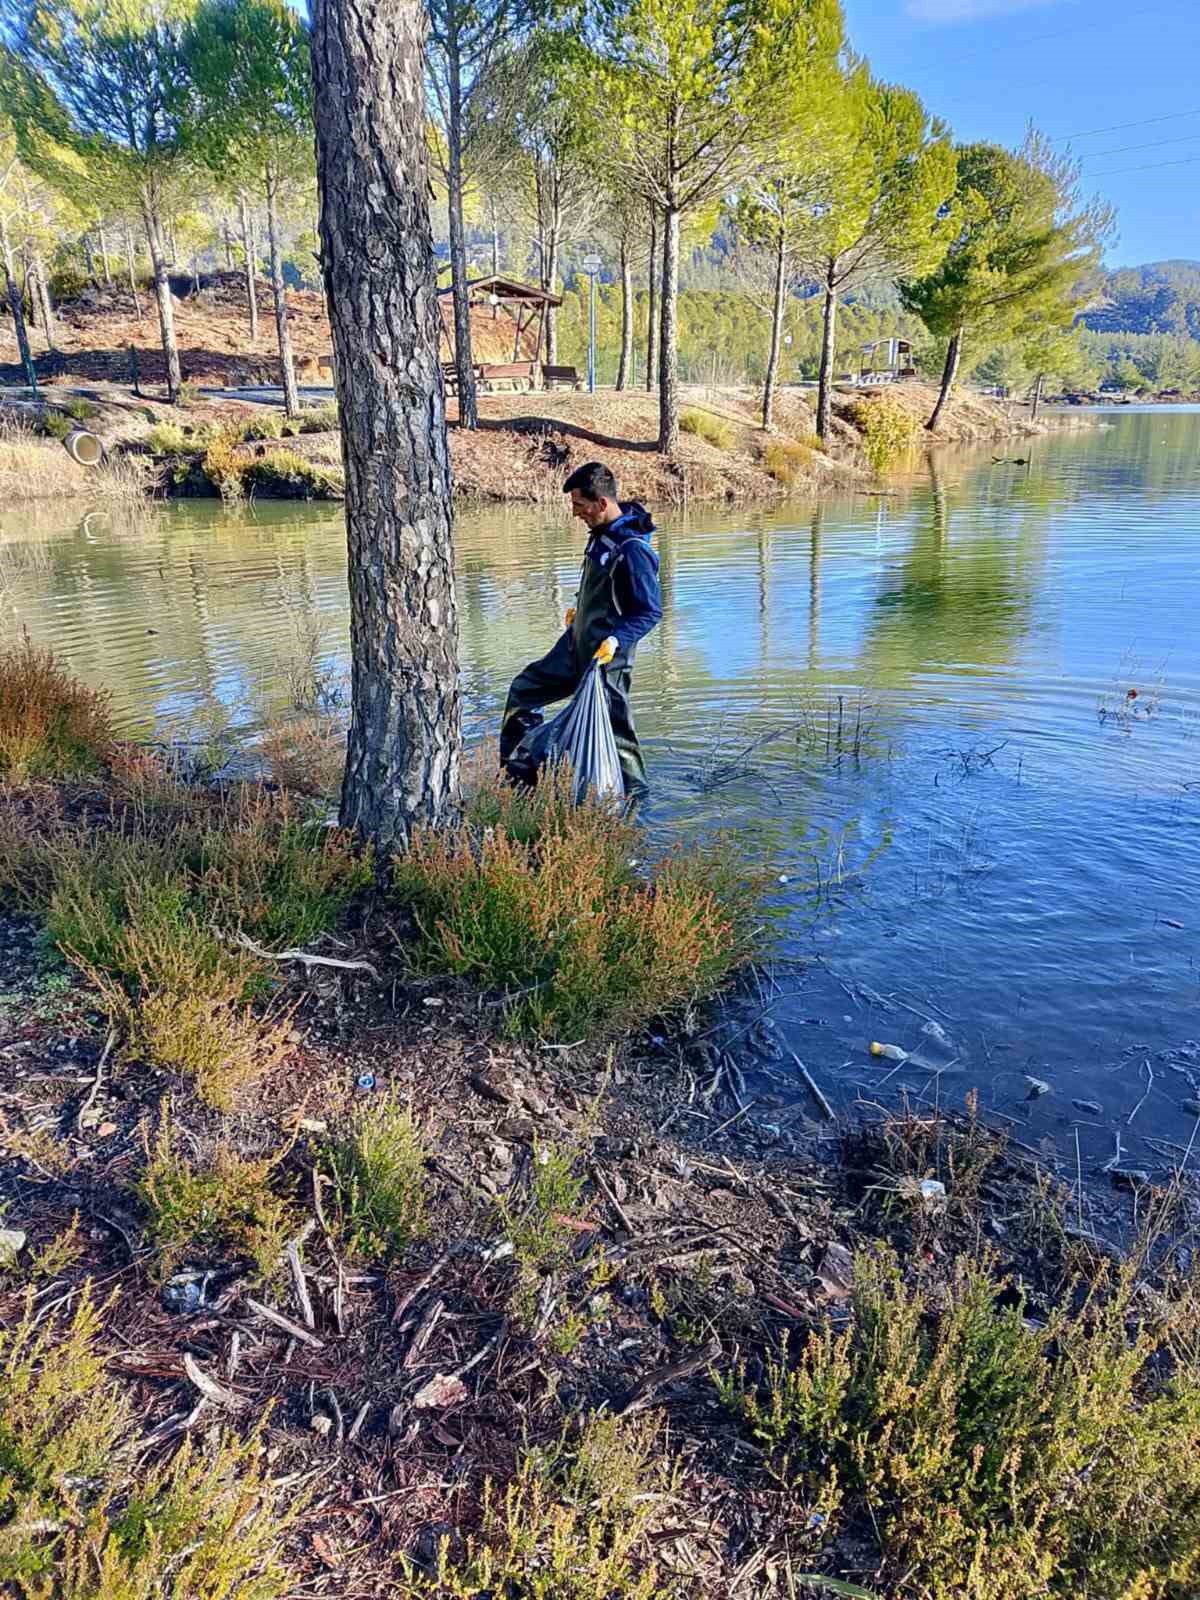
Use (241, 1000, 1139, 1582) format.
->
(505, 661, 625, 803)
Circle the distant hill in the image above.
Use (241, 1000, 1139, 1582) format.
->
(1078, 260, 1200, 339)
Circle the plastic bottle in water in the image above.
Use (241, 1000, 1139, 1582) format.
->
(870, 1041, 908, 1063)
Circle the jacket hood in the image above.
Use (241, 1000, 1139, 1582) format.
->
(606, 501, 656, 540)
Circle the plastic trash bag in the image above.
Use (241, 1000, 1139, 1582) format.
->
(506, 662, 624, 803)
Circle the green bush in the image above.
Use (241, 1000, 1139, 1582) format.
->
(175, 380, 201, 408)
(242, 448, 342, 500)
(720, 1245, 1200, 1600)
(240, 411, 285, 441)
(61, 397, 98, 422)
(297, 401, 339, 433)
(321, 1095, 429, 1261)
(0, 1289, 301, 1597)
(851, 392, 918, 476)
(40, 411, 72, 442)
(423, 1415, 677, 1600)
(145, 420, 188, 455)
(679, 408, 737, 450)
(135, 1114, 298, 1281)
(392, 765, 764, 1040)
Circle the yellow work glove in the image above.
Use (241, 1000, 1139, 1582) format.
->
(593, 636, 617, 667)
(564, 606, 576, 627)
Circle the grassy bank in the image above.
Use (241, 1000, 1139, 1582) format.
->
(0, 378, 1067, 510)
(3, 646, 1198, 1599)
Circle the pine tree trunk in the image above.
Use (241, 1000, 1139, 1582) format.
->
(616, 237, 633, 391)
(762, 226, 787, 431)
(445, 24, 478, 430)
(124, 224, 143, 320)
(239, 192, 259, 345)
(223, 218, 234, 270)
(489, 197, 500, 289)
(645, 212, 657, 393)
(657, 201, 680, 453)
(32, 251, 55, 351)
(545, 223, 559, 366)
(926, 329, 961, 432)
(0, 215, 37, 392)
(1030, 369, 1044, 421)
(141, 190, 182, 402)
(311, 0, 461, 848)
(816, 270, 838, 440)
(83, 234, 98, 288)
(98, 225, 112, 286)
(265, 165, 300, 416)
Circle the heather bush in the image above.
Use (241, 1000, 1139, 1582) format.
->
(0, 638, 113, 783)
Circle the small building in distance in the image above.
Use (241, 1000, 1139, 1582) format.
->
(859, 337, 916, 383)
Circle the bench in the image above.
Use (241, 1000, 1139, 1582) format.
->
(542, 363, 582, 391)
(477, 361, 536, 392)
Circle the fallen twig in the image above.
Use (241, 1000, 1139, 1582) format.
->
(227, 928, 380, 980)
(616, 1338, 722, 1415)
(401, 1296, 444, 1369)
(287, 1237, 316, 1330)
(1126, 1057, 1155, 1126)
(392, 1250, 450, 1324)
(76, 1026, 116, 1132)
(244, 1295, 325, 1348)
(590, 1164, 635, 1235)
(790, 1050, 835, 1121)
(183, 1353, 247, 1412)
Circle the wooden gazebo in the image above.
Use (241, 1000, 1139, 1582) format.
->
(859, 337, 916, 383)
(437, 274, 573, 393)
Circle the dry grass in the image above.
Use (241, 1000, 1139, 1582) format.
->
(0, 636, 113, 783)
(762, 438, 815, 485)
(680, 408, 737, 450)
(0, 418, 90, 501)
(257, 714, 345, 799)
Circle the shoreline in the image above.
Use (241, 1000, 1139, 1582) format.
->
(0, 379, 1083, 511)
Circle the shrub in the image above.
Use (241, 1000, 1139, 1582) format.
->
(679, 408, 736, 450)
(851, 392, 918, 477)
(135, 1115, 297, 1280)
(201, 433, 244, 500)
(240, 411, 285, 441)
(423, 1414, 676, 1600)
(0, 637, 113, 783)
(297, 401, 339, 433)
(145, 420, 188, 455)
(322, 1095, 429, 1260)
(61, 397, 99, 422)
(175, 380, 201, 408)
(40, 410, 72, 442)
(720, 1245, 1200, 1600)
(392, 768, 763, 1040)
(0, 1288, 300, 1597)
(242, 448, 342, 500)
(763, 439, 814, 485)
(257, 715, 345, 799)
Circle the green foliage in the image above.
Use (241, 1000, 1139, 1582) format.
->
(422, 1414, 677, 1600)
(240, 410, 285, 440)
(135, 1113, 297, 1281)
(60, 396, 98, 421)
(1079, 258, 1200, 340)
(1079, 328, 1200, 393)
(393, 765, 764, 1041)
(241, 447, 343, 500)
(297, 400, 338, 433)
(851, 391, 918, 475)
(39, 410, 71, 440)
(145, 420, 188, 454)
(721, 1246, 1200, 1599)
(321, 1095, 429, 1261)
(497, 1138, 587, 1279)
(175, 381, 201, 408)
(0, 636, 113, 782)
(0, 1289, 300, 1597)
(679, 408, 736, 449)
(763, 438, 814, 484)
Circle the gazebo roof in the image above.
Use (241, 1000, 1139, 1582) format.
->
(438, 274, 564, 309)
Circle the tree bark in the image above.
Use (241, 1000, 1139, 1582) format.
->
(762, 226, 787, 431)
(239, 192, 259, 345)
(0, 215, 37, 392)
(926, 329, 961, 432)
(657, 201, 680, 453)
(616, 236, 633, 391)
(124, 223, 143, 320)
(544, 220, 559, 366)
(645, 212, 657, 393)
(31, 249, 55, 351)
(83, 233, 98, 289)
(98, 225, 112, 286)
(265, 165, 300, 416)
(444, 17, 478, 429)
(311, 0, 461, 848)
(816, 269, 838, 441)
(222, 217, 234, 270)
(141, 189, 182, 402)
(1030, 369, 1044, 421)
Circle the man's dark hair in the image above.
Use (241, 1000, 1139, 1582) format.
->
(563, 461, 618, 502)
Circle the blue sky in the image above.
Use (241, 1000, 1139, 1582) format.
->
(842, 0, 1200, 266)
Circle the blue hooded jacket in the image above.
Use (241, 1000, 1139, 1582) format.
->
(580, 502, 663, 656)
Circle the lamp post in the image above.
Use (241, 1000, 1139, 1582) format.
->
(582, 253, 602, 393)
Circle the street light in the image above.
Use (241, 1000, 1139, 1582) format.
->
(581, 253, 603, 393)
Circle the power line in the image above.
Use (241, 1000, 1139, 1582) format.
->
(1083, 152, 1200, 179)
(1077, 130, 1200, 163)
(1052, 107, 1200, 143)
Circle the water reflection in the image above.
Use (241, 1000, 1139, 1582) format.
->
(3, 412, 1200, 1169)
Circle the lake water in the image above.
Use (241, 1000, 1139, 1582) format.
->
(3, 409, 1199, 1182)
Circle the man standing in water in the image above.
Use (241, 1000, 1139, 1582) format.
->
(499, 462, 662, 802)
